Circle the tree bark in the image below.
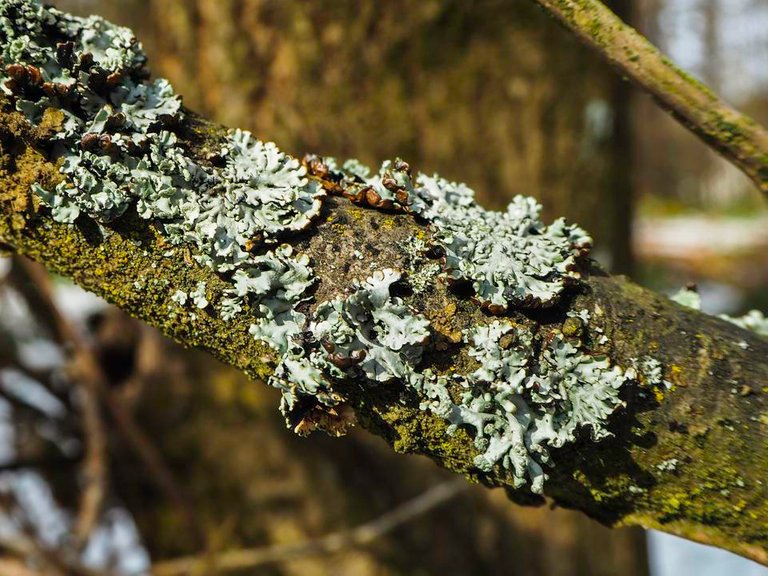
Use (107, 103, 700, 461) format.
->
(0, 98, 766, 565)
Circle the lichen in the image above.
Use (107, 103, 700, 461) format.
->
(191, 281, 208, 310)
(170, 289, 187, 307)
(0, 0, 323, 270)
(670, 286, 702, 310)
(3, 0, 639, 494)
(657, 458, 680, 473)
(415, 319, 632, 493)
(721, 310, 768, 338)
(266, 268, 431, 429)
(414, 175, 591, 312)
(323, 159, 592, 312)
(671, 286, 768, 338)
(402, 237, 441, 295)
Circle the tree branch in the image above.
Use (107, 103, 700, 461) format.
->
(1, 99, 766, 563)
(0, 0, 766, 567)
(152, 480, 468, 575)
(530, 0, 768, 196)
(12, 257, 108, 550)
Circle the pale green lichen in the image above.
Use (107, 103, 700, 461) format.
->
(326, 160, 591, 311)
(670, 286, 703, 310)
(721, 310, 768, 337)
(1, 0, 323, 264)
(4, 0, 638, 493)
(630, 356, 664, 386)
(191, 281, 209, 310)
(402, 237, 441, 295)
(267, 268, 430, 417)
(416, 319, 631, 493)
(671, 286, 768, 338)
(413, 175, 591, 311)
(657, 458, 680, 473)
(170, 289, 188, 307)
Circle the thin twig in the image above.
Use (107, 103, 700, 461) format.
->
(0, 532, 112, 576)
(14, 259, 206, 550)
(0, 489, 107, 576)
(14, 258, 109, 550)
(0, 557, 47, 576)
(151, 479, 469, 576)
(531, 0, 768, 196)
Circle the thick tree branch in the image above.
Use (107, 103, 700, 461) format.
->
(530, 0, 768, 196)
(0, 98, 766, 564)
(0, 0, 766, 567)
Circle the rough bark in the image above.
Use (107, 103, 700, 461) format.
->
(0, 99, 766, 565)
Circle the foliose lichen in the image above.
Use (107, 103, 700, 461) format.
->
(267, 268, 431, 421)
(721, 310, 768, 338)
(419, 320, 631, 493)
(4, 0, 637, 493)
(320, 158, 593, 312)
(671, 286, 768, 338)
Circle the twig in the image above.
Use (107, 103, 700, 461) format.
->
(530, 0, 768, 196)
(0, 532, 113, 576)
(14, 259, 206, 550)
(0, 557, 47, 576)
(15, 258, 108, 550)
(151, 479, 469, 576)
(0, 490, 107, 576)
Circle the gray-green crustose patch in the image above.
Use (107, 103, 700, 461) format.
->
(3, 0, 638, 493)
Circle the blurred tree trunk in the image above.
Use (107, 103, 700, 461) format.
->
(605, 0, 636, 275)
(50, 1, 646, 574)
(701, 0, 722, 93)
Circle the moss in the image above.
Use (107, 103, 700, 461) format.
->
(562, 316, 583, 337)
(0, 104, 62, 220)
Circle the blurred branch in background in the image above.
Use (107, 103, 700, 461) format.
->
(9, 258, 108, 551)
(531, 0, 768, 196)
(152, 480, 469, 576)
(0, 487, 104, 576)
(6, 259, 204, 550)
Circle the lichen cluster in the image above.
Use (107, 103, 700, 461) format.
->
(416, 320, 630, 492)
(671, 287, 768, 337)
(324, 160, 592, 312)
(1, 0, 323, 358)
(3, 0, 635, 493)
(725, 310, 768, 337)
(269, 268, 431, 422)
